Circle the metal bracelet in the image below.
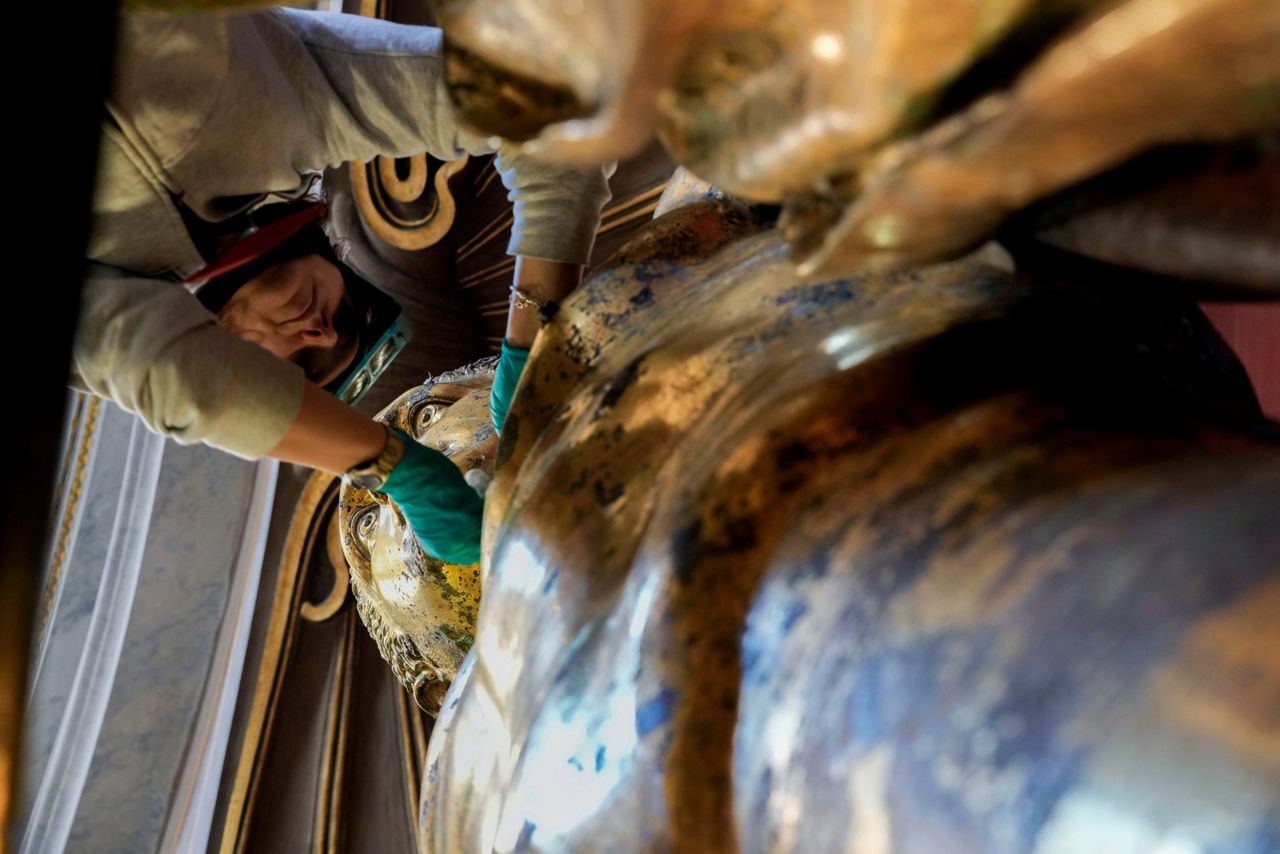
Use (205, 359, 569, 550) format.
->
(510, 284, 546, 313)
(511, 284, 561, 324)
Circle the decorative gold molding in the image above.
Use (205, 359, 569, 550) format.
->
(330, 613, 355, 854)
(300, 515, 350, 623)
(349, 157, 469, 251)
(221, 473, 338, 854)
(394, 687, 421, 847)
(37, 397, 101, 643)
(221, 469, 406, 852)
(378, 155, 429, 202)
(315, 611, 356, 854)
(50, 397, 84, 524)
(409, 699, 429, 774)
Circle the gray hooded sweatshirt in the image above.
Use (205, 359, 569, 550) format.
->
(75, 8, 610, 458)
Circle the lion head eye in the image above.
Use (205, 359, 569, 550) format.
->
(415, 403, 444, 436)
(352, 505, 380, 557)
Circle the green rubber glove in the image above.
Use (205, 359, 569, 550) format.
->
(490, 339, 531, 436)
(380, 428, 483, 565)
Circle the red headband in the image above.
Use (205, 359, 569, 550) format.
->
(183, 202, 328, 286)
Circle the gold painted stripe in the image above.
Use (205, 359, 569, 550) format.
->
(597, 200, 660, 235)
(458, 179, 667, 266)
(599, 181, 668, 221)
(459, 255, 515, 287)
(456, 208, 510, 257)
(462, 265, 518, 292)
(313, 614, 341, 854)
(475, 164, 502, 196)
(460, 176, 668, 265)
(410, 703, 430, 776)
(456, 218, 513, 264)
(456, 212, 514, 262)
(395, 686, 420, 845)
(326, 612, 356, 854)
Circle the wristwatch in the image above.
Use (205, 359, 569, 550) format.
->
(343, 425, 405, 491)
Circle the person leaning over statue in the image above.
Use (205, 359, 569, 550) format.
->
(74, 8, 610, 564)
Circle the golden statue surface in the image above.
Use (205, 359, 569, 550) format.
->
(341, 195, 1279, 851)
(338, 0, 1279, 849)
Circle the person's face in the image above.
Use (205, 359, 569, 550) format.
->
(218, 254, 360, 386)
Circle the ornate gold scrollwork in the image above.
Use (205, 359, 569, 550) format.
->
(378, 156, 428, 201)
(338, 357, 497, 715)
(349, 158, 469, 251)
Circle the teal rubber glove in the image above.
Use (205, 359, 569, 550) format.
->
(490, 339, 531, 436)
(380, 429, 484, 565)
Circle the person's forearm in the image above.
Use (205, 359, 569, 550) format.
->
(505, 256, 584, 349)
(267, 381, 387, 474)
(269, 256, 585, 475)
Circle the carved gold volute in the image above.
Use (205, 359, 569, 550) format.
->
(348, 0, 469, 252)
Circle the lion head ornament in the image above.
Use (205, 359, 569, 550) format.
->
(338, 357, 498, 714)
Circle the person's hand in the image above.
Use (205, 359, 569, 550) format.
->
(380, 429, 484, 565)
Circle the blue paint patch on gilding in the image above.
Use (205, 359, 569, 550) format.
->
(637, 688, 677, 737)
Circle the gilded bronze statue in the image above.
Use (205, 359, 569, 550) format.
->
(340, 195, 1278, 850)
(339, 0, 1279, 849)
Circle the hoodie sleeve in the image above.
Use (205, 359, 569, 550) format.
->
(119, 9, 611, 265)
(71, 265, 306, 460)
